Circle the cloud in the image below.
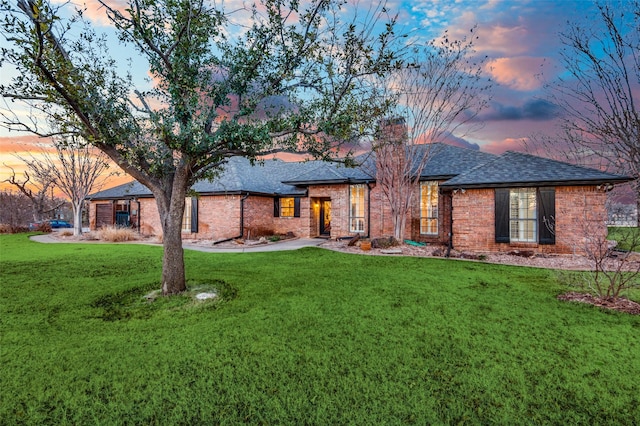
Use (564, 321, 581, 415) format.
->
(481, 137, 526, 154)
(485, 56, 550, 91)
(479, 99, 559, 122)
(441, 133, 480, 151)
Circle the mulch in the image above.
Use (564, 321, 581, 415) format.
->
(557, 292, 640, 315)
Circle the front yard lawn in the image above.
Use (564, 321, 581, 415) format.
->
(1, 234, 639, 424)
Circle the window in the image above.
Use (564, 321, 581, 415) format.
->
(280, 197, 295, 217)
(182, 197, 192, 232)
(182, 197, 198, 233)
(495, 188, 555, 244)
(350, 185, 365, 233)
(420, 181, 438, 235)
(509, 188, 537, 242)
(274, 197, 300, 217)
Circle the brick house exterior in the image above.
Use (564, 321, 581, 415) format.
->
(87, 144, 630, 255)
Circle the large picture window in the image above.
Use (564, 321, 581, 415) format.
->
(350, 185, 365, 233)
(420, 181, 438, 235)
(495, 188, 555, 244)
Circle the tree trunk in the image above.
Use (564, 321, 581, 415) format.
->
(161, 215, 186, 295)
(72, 201, 83, 236)
(156, 183, 188, 295)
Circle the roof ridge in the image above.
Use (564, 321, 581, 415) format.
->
(500, 150, 624, 177)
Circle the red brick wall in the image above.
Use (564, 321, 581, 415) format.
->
(90, 183, 608, 254)
(451, 186, 608, 254)
(93, 194, 315, 241)
(368, 182, 450, 245)
(244, 196, 311, 238)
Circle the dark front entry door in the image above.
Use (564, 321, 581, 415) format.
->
(319, 200, 331, 236)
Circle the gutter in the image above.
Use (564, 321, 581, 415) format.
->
(213, 193, 250, 245)
(446, 190, 453, 258)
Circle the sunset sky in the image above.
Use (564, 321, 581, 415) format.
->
(0, 0, 615, 192)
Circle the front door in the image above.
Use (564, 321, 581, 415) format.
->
(319, 200, 331, 236)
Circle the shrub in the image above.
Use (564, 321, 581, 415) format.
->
(34, 222, 52, 233)
(372, 236, 398, 249)
(0, 224, 27, 234)
(96, 226, 138, 242)
(579, 226, 640, 301)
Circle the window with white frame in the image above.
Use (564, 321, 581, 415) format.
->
(182, 197, 192, 232)
(509, 188, 537, 242)
(349, 185, 365, 233)
(420, 181, 438, 235)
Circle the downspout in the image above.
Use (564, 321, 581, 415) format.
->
(136, 199, 141, 232)
(446, 190, 453, 258)
(213, 193, 250, 245)
(366, 182, 372, 239)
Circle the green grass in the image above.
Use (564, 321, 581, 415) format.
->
(608, 226, 640, 251)
(1, 234, 639, 425)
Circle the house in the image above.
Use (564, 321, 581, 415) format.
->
(87, 143, 631, 255)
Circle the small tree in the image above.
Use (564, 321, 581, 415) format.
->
(544, 1, 640, 224)
(363, 31, 491, 240)
(1, 0, 403, 294)
(558, 194, 640, 301)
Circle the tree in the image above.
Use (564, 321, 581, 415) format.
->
(1, 0, 403, 294)
(544, 1, 640, 224)
(42, 136, 112, 236)
(4, 159, 62, 222)
(0, 189, 34, 230)
(363, 31, 490, 240)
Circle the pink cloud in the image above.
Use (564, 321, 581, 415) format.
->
(51, 0, 129, 26)
(481, 137, 526, 155)
(485, 57, 550, 91)
(446, 11, 531, 56)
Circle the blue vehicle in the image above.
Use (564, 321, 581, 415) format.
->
(29, 220, 73, 230)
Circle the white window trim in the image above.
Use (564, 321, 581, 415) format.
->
(509, 188, 537, 242)
(420, 181, 439, 235)
(349, 185, 366, 233)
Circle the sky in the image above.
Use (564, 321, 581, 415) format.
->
(0, 0, 616, 191)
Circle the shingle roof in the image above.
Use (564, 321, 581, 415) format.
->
(417, 143, 497, 179)
(88, 147, 632, 200)
(440, 151, 631, 188)
(283, 161, 373, 185)
(88, 157, 311, 200)
(88, 180, 152, 199)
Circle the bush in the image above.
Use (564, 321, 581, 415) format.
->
(96, 226, 138, 242)
(0, 224, 30, 234)
(33, 222, 51, 233)
(372, 236, 398, 249)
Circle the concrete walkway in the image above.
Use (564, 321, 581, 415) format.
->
(28, 233, 326, 253)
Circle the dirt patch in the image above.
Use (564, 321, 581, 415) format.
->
(558, 292, 640, 315)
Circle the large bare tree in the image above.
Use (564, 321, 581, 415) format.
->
(0, 0, 403, 294)
(364, 31, 491, 240)
(4, 160, 62, 222)
(545, 1, 640, 223)
(41, 136, 112, 236)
